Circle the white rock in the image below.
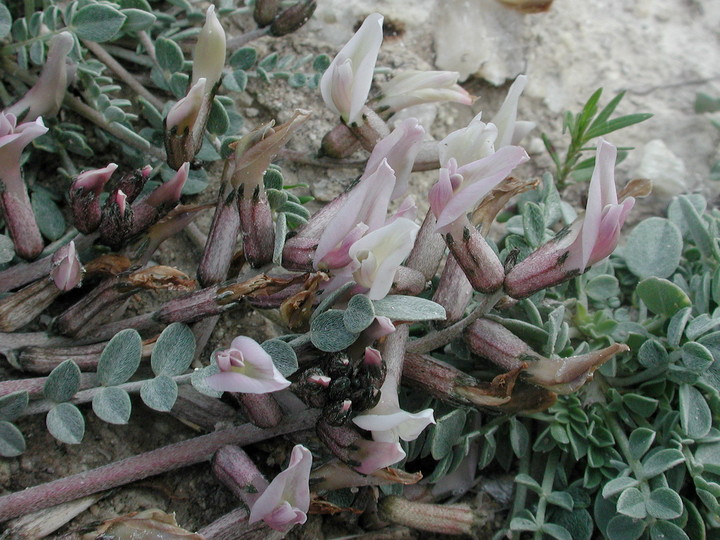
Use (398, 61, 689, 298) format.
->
(432, 0, 527, 84)
(635, 139, 688, 197)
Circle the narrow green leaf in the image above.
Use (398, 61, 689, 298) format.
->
(585, 113, 653, 140)
(515, 473, 542, 493)
(44, 360, 81, 403)
(522, 201, 545, 247)
(151, 323, 195, 376)
(92, 386, 132, 424)
(97, 329, 142, 386)
(273, 212, 287, 266)
(509, 417, 529, 458)
(121, 8, 156, 32)
(588, 91, 625, 132)
(140, 375, 178, 412)
(46, 403, 85, 444)
(72, 4, 126, 42)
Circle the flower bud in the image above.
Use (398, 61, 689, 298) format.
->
(69, 163, 118, 233)
(269, 0, 317, 37)
(377, 70, 473, 113)
(99, 190, 133, 249)
(50, 241, 84, 291)
(254, 0, 280, 27)
(192, 6, 226, 90)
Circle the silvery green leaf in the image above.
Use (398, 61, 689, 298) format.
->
(509, 417, 529, 458)
(679, 384, 712, 439)
(522, 201, 545, 247)
(685, 314, 720, 341)
(312, 54, 330, 72)
(151, 323, 195, 376)
(261, 339, 298, 377)
(0, 234, 14, 263)
(155, 37, 184, 73)
(624, 218, 682, 279)
(372, 295, 446, 322)
(207, 98, 229, 135)
(509, 510, 539, 532)
(616, 487, 646, 519)
(97, 329, 142, 386)
(602, 477, 639, 498)
(667, 307, 692, 347)
(140, 376, 178, 412)
(44, 360, 81, 403)
(278, 201, 310, 220)
(678, 195, 719, 260)
(606, 515, 645, 540)
(230, 47, 257, 70)
(637, 340, 668, 368)
(0, 391, 28, 422)
(541, 523, 572, 540)
(310, 282, 355, 322)
(0, 3, 11, 38)
(430, 408, 465, 460)
(46, 403, 85, 444)
(288, 73, 307, 88)
(424, 452, 452, 483)
(0, 421, 25, 457)
(586, 275, 620, 301)
(681, 342, 714, 373)
(169, 72, 190, 98)
(668, 194, 706, 238)
(629, 428, 656, 460)
(650, 521, 690, 540)
(121, 8, 156, 31)
(515, 473, 542, 494)
(273, 212, 287, 266)
(636, 277, 691, 317)
(92, 386, 131, 424)
(31, 191, 65, 241)
(545, 305, 565, 355)
(310, 310, 359, 352)
(72, 4, 126, 42)
(343, 294, 375, 333)
(646, 488, 683, 520)
(641, 449, 684, 479)
(191, 365, 223, 398)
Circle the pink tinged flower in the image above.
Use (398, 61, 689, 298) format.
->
(206, 336, 291, 394)
(308, 374, 331, 387)
(248, 444, 312, 533)
(166, 78, 206, 134)
(72, 163, 117, 193)
(438, 114, 498, 167)
(145, 162, 189, 207)
(0, 115, 48, 187)
(354, 440, 406, 475)
(5, 32, 75, 121)
(377, 70, 473, 112)
(352, 381, 435, 444)
(364, 347, 383, 367)
(320, 13, 384, 124)
(365, 118, 425, 200)
(192, 6, 226, 90)
(50, 241, 84, 291)
(430, 147, 530, 234)
(490, 74, 535, 149)
(364, 316, 396, 340)
(314, 159, 396, 269)
(348, 217, 420, 300)
(570, 139, 635, 272)
(504, 139, 635, 299)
